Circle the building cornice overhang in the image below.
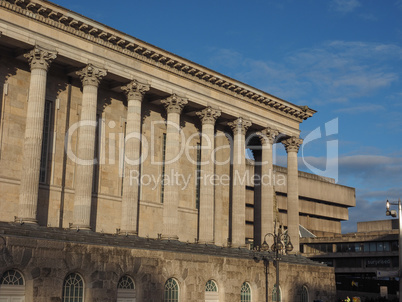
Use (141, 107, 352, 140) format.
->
(0, 222, 328, 267)
(0, 0, 316, 123)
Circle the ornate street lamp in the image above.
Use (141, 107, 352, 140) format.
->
(385, 198, 402, 302)
(261, 222, 293, 302)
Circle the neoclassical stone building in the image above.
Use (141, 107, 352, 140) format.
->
(0, 0, 355, 301)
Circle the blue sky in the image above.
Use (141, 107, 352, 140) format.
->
(51, 0, 402, 233)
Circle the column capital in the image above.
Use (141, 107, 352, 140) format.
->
(24, 46, 57, 71)
(228, 117, 252, 135)
(161, 94, 188, 114)
(196, 106, 221, 125)
(121, 80, 150, 101)
(282, 136, 303, 153)
(256, 127, 280, 145)
(76, 64, 107, 87)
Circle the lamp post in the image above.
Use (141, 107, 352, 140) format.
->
(386, 198, 402, 302)
(261, 222, 293, 302)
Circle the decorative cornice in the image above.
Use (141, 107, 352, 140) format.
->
(228, 117, 252, 135)
(0, 0, 316, 122)
(256, 127, 280, 145)
(196, 106, 221, 125)
(24, 45, 57, 71)
(282, 136, 303, 153)
(121, 80, 150, 101)
(161, 94, 188, 114)
(76, 64, 107, 87)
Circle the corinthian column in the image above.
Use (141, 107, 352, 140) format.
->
(256, 127, 279, 246)
(120, 80, 149, 235)
(282, 136, 303, 253)
(228, 117, 251, 247)
(196, 107, 221, 243)
(160, 94, 188, 240)
(71, 64, 106, 230)
(17, 46, 57, 224)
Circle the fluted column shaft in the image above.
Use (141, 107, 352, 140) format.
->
(161, 94, 187, 240)
(196, 107, 221, 243)
(72, 64, 106, 230)
(17, 46, 57, 224)
(228, 117, 251, 247)
(282, 136, 303, 253)
(257, 128, 279, 246)
(120, 81, 149, 235)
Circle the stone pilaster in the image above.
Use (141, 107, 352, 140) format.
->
(120, 80, 149, 235)
(160, 94, 188, 240)
(282, 136, 303, 253)
(17, 46, 57, 224)
(196, 107, 221, 243)
(228, 117, 251, 247)
(256, 127, 279, 246)
(71, 64, 106, 230)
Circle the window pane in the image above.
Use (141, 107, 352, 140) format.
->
(118, 275, 135, 289)
(205, 280, 218, 292)
(62, 273, 84, 302)
(364, 243, 370, 252)
(301, 286, 308, 302)
(272, 285, 281, 302)
(377, 242, 384, 252)
(355, 243, 362, 253)
(0, 270, 24, 285)
(164, 278, 179, 302)
(241, 282, 251, 302)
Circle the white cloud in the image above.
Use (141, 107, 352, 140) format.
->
(295, 154, 402, 189)
(341, 185, 402, 233)
(358, 13, 378, 21)
(208, 41, 402, 107)
(334, 104, 386, 114)
(330, 0, 361, 13)
(342, 198, 386, 233)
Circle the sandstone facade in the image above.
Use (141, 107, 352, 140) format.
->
(0, 223, 336, 302)
(0, 0, 354, 300)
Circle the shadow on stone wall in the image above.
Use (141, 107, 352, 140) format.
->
(37, 69, 68, 227)
(0, 54, 18, 160)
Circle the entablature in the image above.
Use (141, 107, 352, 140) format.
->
(0, 0, 316, 125)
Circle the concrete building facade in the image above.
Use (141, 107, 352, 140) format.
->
(0, 0, 355, 301)
(301, 220, 400, 300)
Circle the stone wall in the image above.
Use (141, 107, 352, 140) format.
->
(0, 223, 336, 302)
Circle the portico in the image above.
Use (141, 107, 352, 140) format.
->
(1, 0, 314, 249)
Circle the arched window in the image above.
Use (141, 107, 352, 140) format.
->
(205, 280, 218, 302)
(62, 273, 84, 302)
(0, 270, 24, 285)
(0, 269, 25, 300)
(117, 275, 136, 302)
(272, 284, 281, 302)
(240, 282, 251, 302)
(301, 285, 308, 302)
(164, 278, 179, 302)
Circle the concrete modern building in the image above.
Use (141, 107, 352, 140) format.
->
(301, 220, 400, 300)
(0, 0, 355, 301)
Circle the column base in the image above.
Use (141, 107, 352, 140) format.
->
(230, 243, 248, 249)
(161, 234, 179, 241)
(198, 240, 215, 245)
(118, 230, 138, 236)
(69, 223, 91, 232)
(14, 217, 38, 225)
